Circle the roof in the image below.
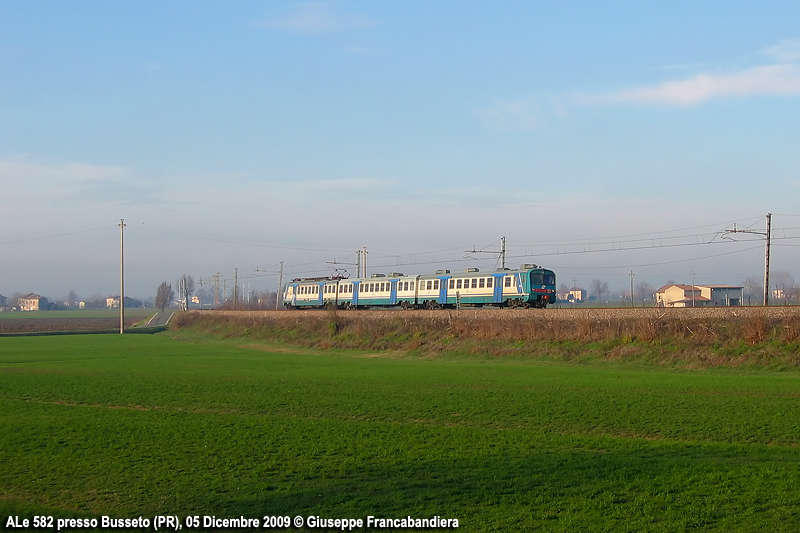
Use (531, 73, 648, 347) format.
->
(656, 284, 698, 293)
(656, 284, 743, 293)
(19, 293, 42, 299)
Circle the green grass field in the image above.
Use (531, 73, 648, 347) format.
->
(1, 333, 799, 531)
(0, 308, 155, 319)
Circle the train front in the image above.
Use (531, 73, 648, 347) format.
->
(529, 268, 556, 308)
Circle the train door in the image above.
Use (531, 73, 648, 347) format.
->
(492, 274, 504, 304)
(318, 283, 324, 306)
(389, 280, 398, 305)
(438, 276, 450, 305)
(352, 281, 360, 306)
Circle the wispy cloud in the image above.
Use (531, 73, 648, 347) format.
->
(593, 39, 800, 106)
(295, 177, 393, 192)
(763, 38, 800, 63)
(476, 97, 544, 132)
(260, 2, 376, 34)
(608, 63, 800, 106)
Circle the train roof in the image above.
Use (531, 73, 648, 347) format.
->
(288, 265, 552, 285)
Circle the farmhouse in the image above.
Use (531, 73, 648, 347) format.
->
(18, 293, 48, 311)
(656, 284, 743, 307)
(106, 296, 143, 308)
(557, 288, 586, 303)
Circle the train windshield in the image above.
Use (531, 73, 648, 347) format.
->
(530, 272, 555, 286)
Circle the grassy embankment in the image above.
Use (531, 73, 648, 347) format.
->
(172, 309, 800, 369)
(1, 333, 799, 531)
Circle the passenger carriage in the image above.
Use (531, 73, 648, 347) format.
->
(283, 264, 556, 309)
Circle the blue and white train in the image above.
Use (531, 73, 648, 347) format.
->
(283, 264, 556, 309)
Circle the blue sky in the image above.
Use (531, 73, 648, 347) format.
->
(2, 1, 800, 300)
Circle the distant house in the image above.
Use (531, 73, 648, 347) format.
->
(18, 293, 48, 311)
(106, 296, 143, 308)
(557, 288, 586, 303)
(656, 284, 743, 307)
(0, 294, 7, 311)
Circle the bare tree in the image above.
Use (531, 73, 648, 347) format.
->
(590, 279, 609, 302)
(155, 282, 175, 312)
(635, 281, 654, 303)
(772, 270, 797, 303)
(742, 276, 763, 305)
(177, 274, 195, 311)
(66, 290, 78, 308)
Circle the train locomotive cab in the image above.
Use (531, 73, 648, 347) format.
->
(523, 264, 556, 308)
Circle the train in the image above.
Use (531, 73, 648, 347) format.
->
(282, 264, 556, 309)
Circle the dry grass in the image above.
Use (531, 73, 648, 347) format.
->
(171, 307, 800, 368)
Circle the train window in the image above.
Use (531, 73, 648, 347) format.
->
(471, 278, 477, 288)
(487, 278, 493, 288)
(456, 279, 462, 289)
(381, 283, 385, 292)
(404, 281, 409, 291)
(479, 278, 485, 288)
(545, 274, 555, 285)
(426, 280, 432, 290)
(505, 276, 512, 287)
(434, 280, 439, 290)
(449, 279, 455, 289)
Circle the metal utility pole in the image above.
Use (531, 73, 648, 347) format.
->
(630, 270, 635, 308)
(572, 277, 577, 307)
(465, 236, 507, 269)
(233, 268, 238, 310)
(362, 247, 368, 278)
(764, 213, 772, 307)
(724, 213, 772, 306)
(276, 261, 284, 310)
(119, 219, 126, 334)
